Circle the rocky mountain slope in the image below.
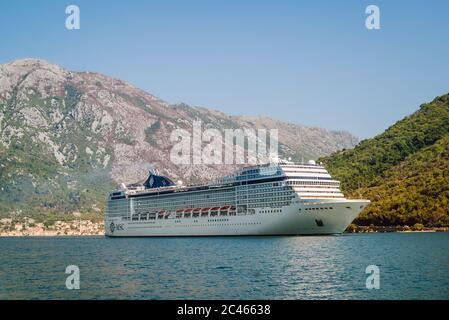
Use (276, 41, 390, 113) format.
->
(0, 59, 358, 221)
(321, 93, 449, 227)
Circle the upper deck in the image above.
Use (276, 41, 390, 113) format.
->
(109, 161, 342, 200)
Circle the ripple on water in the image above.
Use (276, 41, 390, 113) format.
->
(0, 233, 448, 299)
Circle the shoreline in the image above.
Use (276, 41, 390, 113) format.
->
(345, 224, 449, 233)
(0, 222, 447, 237)
(0, 219, 104, 237)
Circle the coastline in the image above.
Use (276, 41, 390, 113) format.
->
(0, 220, 447, 237)
(0, 219, 104, 237)
(345, 224, 449, 234)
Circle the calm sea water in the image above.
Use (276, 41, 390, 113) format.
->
(0, 233, 448, 299)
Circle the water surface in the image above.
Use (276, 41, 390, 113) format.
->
(0, 233, 448, 299)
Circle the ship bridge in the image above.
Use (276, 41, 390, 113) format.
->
(279, 163, 345, 201)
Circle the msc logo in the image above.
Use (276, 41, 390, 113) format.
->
(109, 222, 124, 233)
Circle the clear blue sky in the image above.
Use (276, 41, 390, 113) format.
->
(1, 0, 449, 138)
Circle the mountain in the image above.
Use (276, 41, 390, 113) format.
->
(0, 59, 358, 222)
(320, 94, 449, 227)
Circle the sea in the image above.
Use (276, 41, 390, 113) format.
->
(0, 232, 448, 299)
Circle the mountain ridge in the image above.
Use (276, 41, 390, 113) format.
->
(0, 58, 358, 222)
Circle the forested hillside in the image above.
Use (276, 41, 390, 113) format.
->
(321, 94, 449, 227)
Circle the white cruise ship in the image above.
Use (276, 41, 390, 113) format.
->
(105, 161, 369, 237)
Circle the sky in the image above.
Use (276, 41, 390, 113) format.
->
(1, 0, 449, 138)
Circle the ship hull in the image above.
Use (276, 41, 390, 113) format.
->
(105, 200, 369, 237)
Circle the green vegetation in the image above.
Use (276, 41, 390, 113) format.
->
(116, 127, 136, 146)
(144, 119, 161, 145)
(0, 90, 115, 225)
(320, 94, 449, 227)
(64, 84, 83, 111)
(0, 135, 113, 223)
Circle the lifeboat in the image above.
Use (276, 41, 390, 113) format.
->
(183, 208, 193, 218)
(219, 205, 230, 216)
(210, 207, 220, 217)
(200, 207, 210, 217)
(192, 208, 201, 218)
(157, 210, 166, 219)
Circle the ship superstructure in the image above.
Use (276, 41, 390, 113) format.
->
(105, 162, 369, 236)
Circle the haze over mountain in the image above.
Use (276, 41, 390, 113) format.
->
(0, 59, 357, 220)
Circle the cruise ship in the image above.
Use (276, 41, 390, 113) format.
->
(105, 161, 369, 236)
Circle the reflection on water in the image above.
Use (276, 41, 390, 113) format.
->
(0, 233, 448, 299)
